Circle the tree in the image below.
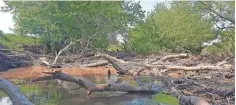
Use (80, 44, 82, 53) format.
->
(129, 1, 214, 54)
(2, 1, 145, 54)
(195, 1, 235, 55)
(0, 30, 3, 37)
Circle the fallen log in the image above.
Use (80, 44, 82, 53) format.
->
(94, 52, 129, 74)
(169, 87, 210, 105)
(80, 60, 108, 67)
(95, 52, 127, 63)
(216, 56, 234, 66)
(0, 78, 34, 105)
(160, 53, 189, 62)
(95, 52, 223, 73)
(161, 77, 210, 105)
(144, 63, 222, 71)
(108, 59, 128, 74)
(32, 71, 160, 95)
(164, 65, 222, 71)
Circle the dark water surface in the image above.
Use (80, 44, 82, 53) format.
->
(0, 74, 178, 105)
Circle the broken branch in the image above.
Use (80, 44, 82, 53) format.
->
(52, 39, 81, 65)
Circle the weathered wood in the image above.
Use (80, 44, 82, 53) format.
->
(95, 52, 127, 63)
(145, 63, 222, 71)
(95, 52, 128, 74)
(216, 56, 234, 66)
(160, 53, 189, 62)
(32, 71, 160, 95)
(164, 65, 222, 71)
(0, 78, 34, 105)
(161, 77, 210, 105)
(52, 39, 81, 65)
(80, 60, 108, 67)
(168, 87, 210, 105)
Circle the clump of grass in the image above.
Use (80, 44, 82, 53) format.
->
(152, 93, 179, 105)
(0, 91, 7, 97)
(128, 80, 138, 87)
(140, 77, 152, 83)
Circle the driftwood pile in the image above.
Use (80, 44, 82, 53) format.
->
(0, 48, 36, 71)
(33, 47, 234, 105)
(33, 40, 235, 105)
(93, 52, 234, 105)
(0, 39, 234, 105)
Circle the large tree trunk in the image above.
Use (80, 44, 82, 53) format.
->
(0, 78, 33, 105)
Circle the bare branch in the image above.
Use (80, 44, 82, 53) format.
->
(52, 39, 81, 65)
(79, 33, 98, 58)
(199, 1, 235, 25)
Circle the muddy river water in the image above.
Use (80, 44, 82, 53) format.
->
(0, 67, 179, 105)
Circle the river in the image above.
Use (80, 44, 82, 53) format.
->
(0, 66, 179, 105)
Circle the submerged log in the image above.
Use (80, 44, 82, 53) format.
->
(32, 71, 160, 95)
(161, 77, 210, 105)
(0, 78, 33, 105)
(168, 87, 210, 105)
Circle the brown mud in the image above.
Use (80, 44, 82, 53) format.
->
(0, 66, 117, 79)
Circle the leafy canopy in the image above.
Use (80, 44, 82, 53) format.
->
(129, 1, 214, 54)
(2, 1, 145, 53)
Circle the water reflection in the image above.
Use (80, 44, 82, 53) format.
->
(0, 75, 170, 105)
(0, 97, 12, 105)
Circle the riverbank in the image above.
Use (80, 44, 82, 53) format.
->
(0, 52, 235, 105)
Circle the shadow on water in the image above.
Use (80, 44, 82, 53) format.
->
(0, 73, 178, 105)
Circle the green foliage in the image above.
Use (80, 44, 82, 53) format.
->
(196, 1, 235, 55)
(128, 80, 138, 87)
(152, 93, 179, 105)
(107, 44, 123, 51)
(140, 77, 152, 83)
(3, 1, 145, 54)
(0, 30, 3, 36)
(19, 84, 42, 95)
(0, 34, 40, 50)
(202, 28, 235, 55)
(0, 91, 7, 97)
(129, 2, 214, 54)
